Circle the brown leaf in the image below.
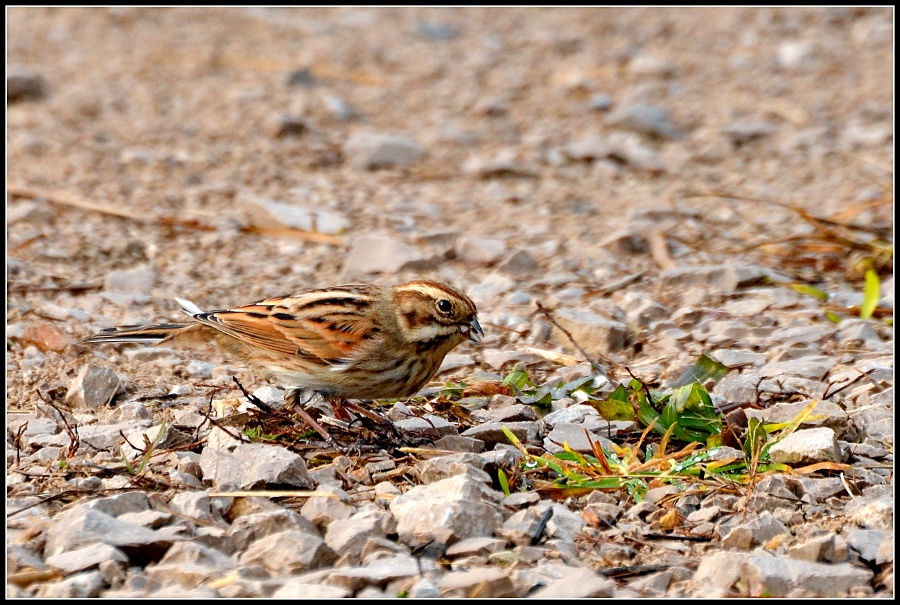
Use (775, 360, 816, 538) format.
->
(461, 382, 512, 398)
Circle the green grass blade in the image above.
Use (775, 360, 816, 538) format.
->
(497, 468, 510, 497)
(860, 269, 880, 320)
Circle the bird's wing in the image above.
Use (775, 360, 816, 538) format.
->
(187, 286, 385, 367)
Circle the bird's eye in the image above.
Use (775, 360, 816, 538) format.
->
(436, 299, 453, 314)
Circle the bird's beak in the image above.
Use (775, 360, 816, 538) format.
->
(461, 317, 484, 343)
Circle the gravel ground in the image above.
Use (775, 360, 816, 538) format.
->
(7, 7, 894, 598)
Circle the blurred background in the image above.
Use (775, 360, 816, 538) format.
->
(7, 7, 894, 376)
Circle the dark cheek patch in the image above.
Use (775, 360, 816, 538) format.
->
(403, 309, 421, 328)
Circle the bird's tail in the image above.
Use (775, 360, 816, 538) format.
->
(84, 297, 206, 345)
(83, 323, 192, 345)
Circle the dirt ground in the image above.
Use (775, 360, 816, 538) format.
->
(6, 6, 894, 598)
(8, 6, 894, 393)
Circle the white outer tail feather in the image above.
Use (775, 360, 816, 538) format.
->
(175, 297, 204, 317)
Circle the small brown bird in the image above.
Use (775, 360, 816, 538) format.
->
(85, 280, 483, 439)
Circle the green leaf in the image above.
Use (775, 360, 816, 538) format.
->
(518, 385, 553, 406)
(825, 310, 842, 323)
(742, 417, 768, 460)
(497, 468, 511, 497)
(502, 368, 532, 391)
(790, 283, 829, 301)
(860, 268, 880, 320)
(594, 384, 634, 421)
(674, 353, 728, 387)
(502, 426, 526, 454)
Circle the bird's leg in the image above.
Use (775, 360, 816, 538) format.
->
(342, 400, 392, 424)
(342, 400, 405, 442)
(286, 389, 340, 449)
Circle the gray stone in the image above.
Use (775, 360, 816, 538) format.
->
(393, 413, 457, 437)
(146, 541, 234, 588)
(474, 402, 537, 423)
(799, 476, 850, 502)
(227, 509, 320, 553)
(83, 491, 150, 517)
(46, 543, 129, 573)
(590, 93, 613, 110)
(43, 506, 179, 559)
(709, 349, 766, 367)
(480, 349, 544, 371)
(778, 40, 814, 69)
(535, 502, 585, 542)
(342, 233, 440, 278)
(768, 427, 841, 465)
(551, 308, 628, 355)
(456, 236, 508, 264)
(461, 421, 541, 448)
(299, 485, 354, 530)
(692, 551, 872, 597)
(66, 364, 121, 409)
(445, 536, 509, 558)
(745, 399, 849, 438)
(437, 567, 517, 598)
(432, 434, 485, 453)
(628, 53, 678, 77)
(389, 473, 503, 548)
(324, 507, 396, 558)
(836, 319, 882, 345)
(167, 491, 231, 525)
(238, 529, 336, 574)
(563, 133, 610, 161)
(746, 474, 803, 513)
(876, 534, 892, 565)
(321, 93, 358, 122)
(436, 353, 476, 375)
(496, 249, 540, 276)
(771, 324, 836, 347)
(272, 581, 350, 599)
(242, 196, 349, 235)
(497, 507, 543, 546)
(850, 403, 894, 441)
(118, 510, 173, 529)
(604, 132, 666, 171)
(609, 102, 682, 140)
(343, 131, 424, 169)
(125, 422, 193, 452)
(199, 442, 313, 490)
(103, 264, 156, 294)
(843, 496, 893, 530)
(721, 511, 790, 550)
(787, 532, 849, 563)
(544, 423, 614, 454)
(721, 119, 776, 145)
(541, 404, 601, 429)
(584, 502, 622, 526)
(414, 453, 490, 484)
(628, 568, 675, 596)
(415, 20, 457, 40)
(620, 292, 669, 328)
(759, 356, 838, 381)
(686, 505, 721, 525)
(659, 264, 769, 293)
(463, 148, 535, 178)
(326, 554, 431, 592)
(35, 571, 106, 598)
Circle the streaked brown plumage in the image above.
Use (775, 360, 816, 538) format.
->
(84, 280, 483, 400)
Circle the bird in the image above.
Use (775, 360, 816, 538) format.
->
(84, 280, 484, 443)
